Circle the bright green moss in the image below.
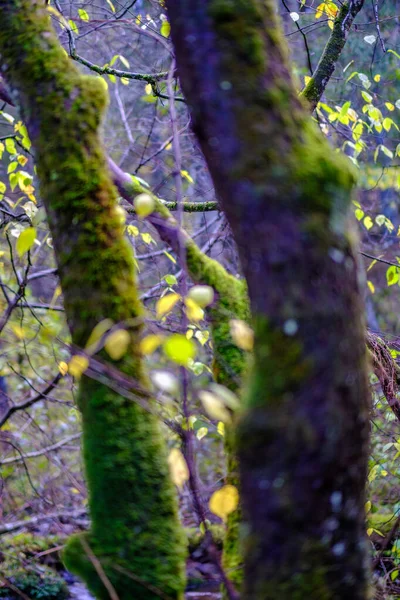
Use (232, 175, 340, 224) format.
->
(0, 3, 186, 598)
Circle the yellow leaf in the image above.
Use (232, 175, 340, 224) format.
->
(127, 224, 139, 236)
(315, 3, 325, 18)
(85, 319, 114, 351)
(367, 280, 375, 294)
(185, 297, 204, 322)
(365, 501, 371, 513)
(363, 215, 373, 230)
(180, 169, 194, 183)
(11, 324, 25, 340)
(229, 319, 254, 350)
(304, 75, 312, 86)
(209, 485, 239, 522)
(327, 18, 334, 29)
(367, 528, 373, 536)
(145, 83, 152, 95)
(199, 390, 232, 424)
(156, 293, 180, 319)
(16, 226, 36, 256)
(374, 74, 381, 82)
(217, 421, 225, 436)
(17, 155, 28, 166)
(58, 361, 68, 376)
(168, 448, 189, 488)
(104, 329, 131, 360)
(163, 334, 196, 366)
(385, 102, 395, 111)
(140, 334, 163, 355)
(69, 355, 89, 379)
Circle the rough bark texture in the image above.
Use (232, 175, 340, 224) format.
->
(0, 2, 186, 599)
(166, 0, 371, 598)
(301, 0, 365, 110)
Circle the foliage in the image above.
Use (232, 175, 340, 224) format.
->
(0, 0, 399, 597)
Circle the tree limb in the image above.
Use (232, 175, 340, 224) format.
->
(300, 0, 365, 110)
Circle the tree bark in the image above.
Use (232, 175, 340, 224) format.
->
(166, 0, 371, 598)
(0, 2, 186, 599)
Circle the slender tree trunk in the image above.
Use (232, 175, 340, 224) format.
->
(0, 2, 186, 599)
(166, 0, 371, 598)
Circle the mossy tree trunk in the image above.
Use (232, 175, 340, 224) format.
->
(166, 1, 371, 598)
(0, 2, 186, 599)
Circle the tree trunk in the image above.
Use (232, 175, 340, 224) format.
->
(0, 2, 186, 599)
(166, 0, 371, 598)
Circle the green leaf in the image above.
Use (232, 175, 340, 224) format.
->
(163, 334, 196, 366)
(68, 19, 79, 34)
(361, 91, 372, 103)
(164, 274, 177, 285)
(386, 266, 399, 286)
(78, 8, 89, 21)
(383, 117, 393, 132)
(363, 216, 373, 230)
(5, 138, 16, 155)
(160, 20, 171, 37)
(16, 227, 36, 256)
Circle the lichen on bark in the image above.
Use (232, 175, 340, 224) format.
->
(0, 2, 186, 598)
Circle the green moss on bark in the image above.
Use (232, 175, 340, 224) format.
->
(0, 2, 186, 598)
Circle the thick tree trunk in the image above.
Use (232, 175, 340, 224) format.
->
(166, 0, 371, 598)
(0, 2, 186, 599)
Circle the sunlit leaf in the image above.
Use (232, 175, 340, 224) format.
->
(104, 329, 131, 360)
(78, 8, 89, 20)
(185, 297, 204, 322)
(85, 319, 114, 351)
(209, 485, 239, 522)
(140, 334, 163, 355)
(168, 448, 189, 488)
(69, 355, 89, 379)
(156, 293, 180, 319)
(164, 334, 196, 366)
(16, 226, 36, 256)
(58, 361, 69, 376)
(160, 20, 171, 37)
